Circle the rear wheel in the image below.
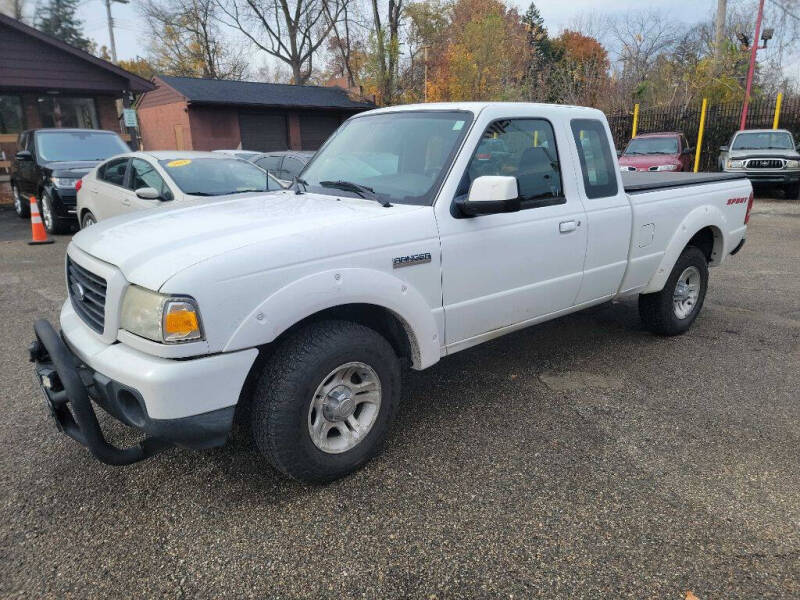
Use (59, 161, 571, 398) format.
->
(12, 182, 29, 218)
(81, 211, 96, 229)
(639, 246, 708, 336)
(251, 320, 401, 483)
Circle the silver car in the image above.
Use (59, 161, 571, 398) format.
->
(719, 129, 800, 198)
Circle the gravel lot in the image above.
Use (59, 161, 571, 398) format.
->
(1, 197, 799, 599)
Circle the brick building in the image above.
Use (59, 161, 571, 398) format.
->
(0, 13, 154, 167)
(136, 75, 375, 152)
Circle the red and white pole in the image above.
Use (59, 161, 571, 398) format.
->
(740, 0, 766, 130)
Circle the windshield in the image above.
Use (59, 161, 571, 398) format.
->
(36, 131, 129, 162)
(732, 131, 794, 150)
(300, 110, 473, 205)
(159, 158, 282, 196)
(623, 136, 679, 155)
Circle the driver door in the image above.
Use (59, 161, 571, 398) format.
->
(437, 112, 587, 350)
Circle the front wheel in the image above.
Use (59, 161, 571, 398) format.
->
(39, 191, 69, 234)
(251, 320, 401, 483)
(785, 182, 799, 200)
(639, 246, 709, 336)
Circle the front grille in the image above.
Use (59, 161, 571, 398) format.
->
(745, 158, 784, 169)
(67, 257, 107, 333)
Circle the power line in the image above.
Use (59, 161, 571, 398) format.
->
(767, 0, 800, 22)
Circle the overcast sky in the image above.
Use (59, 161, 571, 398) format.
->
(78, 0, 718, 70)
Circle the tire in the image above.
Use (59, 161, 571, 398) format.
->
(39, 191, 69, 235)
(12, 181, 29, 218)
(251, 320, 401, 483)
(81, 211, 97, 229)
(785, 182, 800, 200)
(639, 246, 709, 336)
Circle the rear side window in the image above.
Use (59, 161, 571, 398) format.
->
(570, 119, 618, 199)
(255, 155, 282, 173)
(282, 156, 305, 179)
(98, 157, 129, 187)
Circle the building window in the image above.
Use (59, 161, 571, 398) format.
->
(37, 96, 99, 129)
(0, 95, 25, 134)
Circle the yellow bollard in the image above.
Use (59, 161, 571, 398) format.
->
(693, 98, 708, 173)
(632, 103, 640, 138)
(773, 93, 783, 129)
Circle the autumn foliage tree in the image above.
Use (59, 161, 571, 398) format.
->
(426, 0, 527, 102)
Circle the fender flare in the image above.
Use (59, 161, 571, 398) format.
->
(222, 267, 441, 369)
(643, 205, 726, 294)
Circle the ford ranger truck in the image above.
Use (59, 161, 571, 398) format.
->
(30, 103, 752, 483)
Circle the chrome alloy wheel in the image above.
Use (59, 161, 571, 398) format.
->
(673, 266, 701, 319)
(40, 194, 54, 231)
(12, 183, 23, 215)
(307, 362, 382, 454)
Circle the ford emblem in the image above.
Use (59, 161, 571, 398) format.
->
(71, 281, 86, 302)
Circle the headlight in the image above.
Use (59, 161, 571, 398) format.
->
(51, 176, 78, 189)
(120, 285, 203, 343)
(727, 160, 745, 169)
(785, 160, 799, 168)
(654, 164, 678, 171)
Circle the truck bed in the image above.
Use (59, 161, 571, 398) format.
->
(622, 172, 747, 194)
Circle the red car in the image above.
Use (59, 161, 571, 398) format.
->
(618, 132, 694, 172)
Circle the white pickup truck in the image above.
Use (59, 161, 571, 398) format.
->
(31, 103, 752, 483)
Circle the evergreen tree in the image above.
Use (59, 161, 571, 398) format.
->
(36, 0, 91, 52)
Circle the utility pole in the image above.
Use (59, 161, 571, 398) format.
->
(740, 0, 766, 130)
(714, 0, 727, 67)
(103, 0, 129, 63)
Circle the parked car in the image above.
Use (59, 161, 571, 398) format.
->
(31, 102, 751, 484)
(77, 151, 284, 227)
(719, 128, 800, 198)
(10, 128, 130, 233)
(251, 150, 315, 185)
(212, 149, 262, 161)
(618, 132, 694, 173)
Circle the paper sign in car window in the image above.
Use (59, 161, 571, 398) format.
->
(452, 120, 465, 131)
(166, 159, 192, 168)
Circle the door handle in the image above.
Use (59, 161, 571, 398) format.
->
(559, 220, 579, 233)
(122, 198, 131, 206)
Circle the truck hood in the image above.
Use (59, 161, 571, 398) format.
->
(71, 190, 422, 290)
(618, 154, 680, 170)
(727, 148, 800, 160)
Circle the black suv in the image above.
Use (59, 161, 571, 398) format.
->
(10, 129, 130, 233)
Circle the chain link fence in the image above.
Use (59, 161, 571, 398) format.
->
(607, 96, 800, 171)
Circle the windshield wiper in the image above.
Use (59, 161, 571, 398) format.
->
(320, 180, 392, 207)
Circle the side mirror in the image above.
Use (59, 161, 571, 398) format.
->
(719, 145, 729, 152)
(457, 176, 520, 217)
(616, 149, 623, 157)
(135, 186, 161, 200)
(682, 147, 694, 155)
(15, 150, 32, 161)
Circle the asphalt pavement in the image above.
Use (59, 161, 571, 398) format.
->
(1, 198, 799, 598)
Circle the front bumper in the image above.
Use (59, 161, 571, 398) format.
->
(30, 317, 258, 465)
(725, 170, 800, 185)
(49, 187, 78, 221)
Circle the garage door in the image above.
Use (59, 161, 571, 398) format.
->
(238, 111, 288, 151)
(299, 113, 341, 150)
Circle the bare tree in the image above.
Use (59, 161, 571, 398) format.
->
(216, 0, 348, 85)
(140, 0, 248, 79)
(369, 0, 403, 103)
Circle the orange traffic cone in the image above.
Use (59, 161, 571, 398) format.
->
(28, 196, 54, 245)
